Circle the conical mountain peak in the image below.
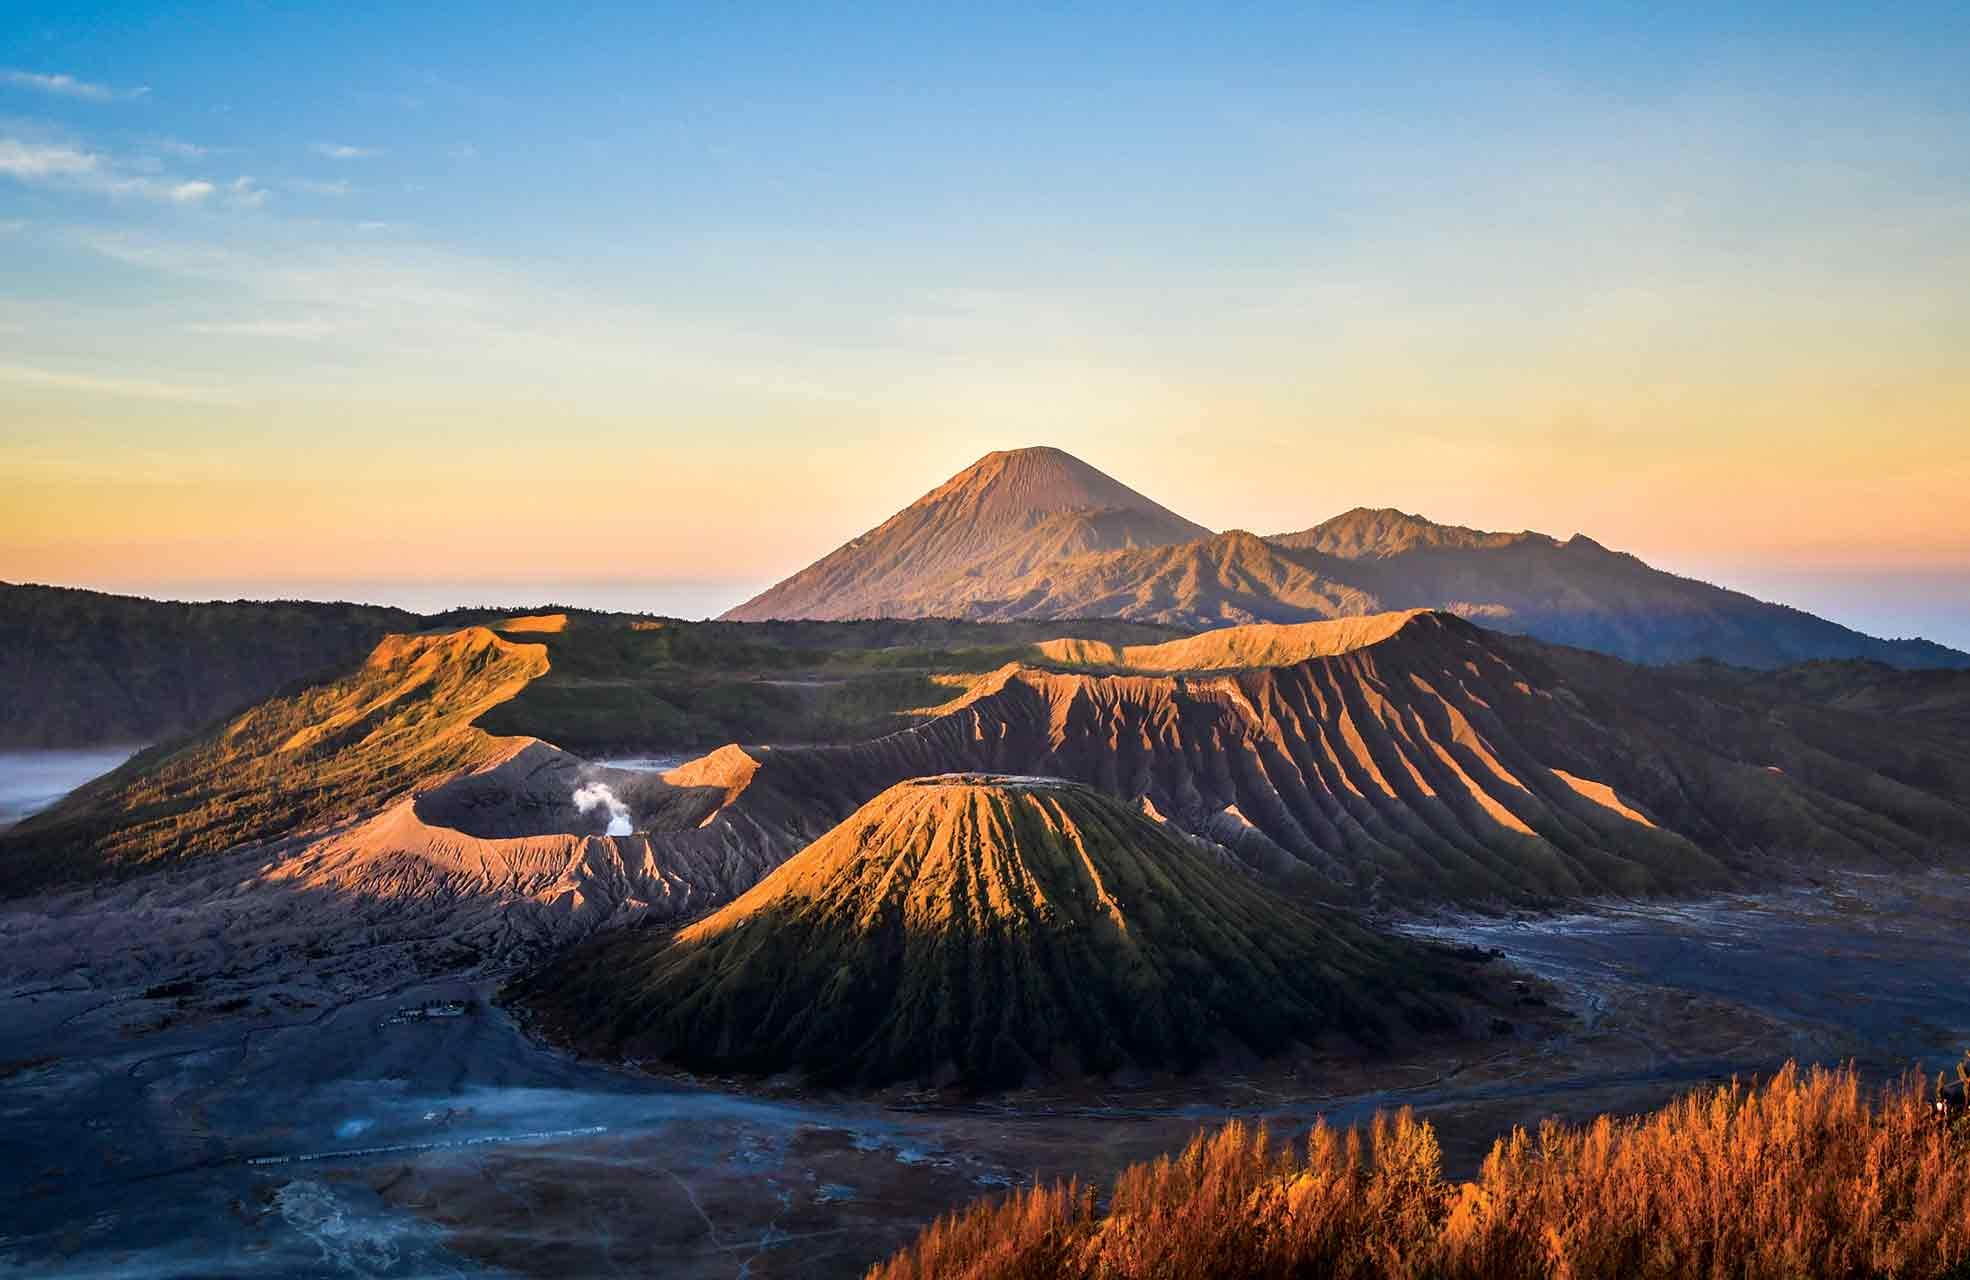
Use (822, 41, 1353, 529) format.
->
(522, 774, 1464, 1089)
(722, 447, 1210, 621)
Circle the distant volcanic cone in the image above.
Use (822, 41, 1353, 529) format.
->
(517, 774, 1472, 1089)
(719, 445, 1212, 622)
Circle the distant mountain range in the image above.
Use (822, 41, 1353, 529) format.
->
(724, 446, 1968, 670)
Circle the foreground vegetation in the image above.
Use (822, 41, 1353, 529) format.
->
(872, 1062, 1970, 1279)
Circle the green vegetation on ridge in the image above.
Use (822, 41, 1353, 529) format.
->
(472, 615, 1183, 753)
(0, 627, 545, 893)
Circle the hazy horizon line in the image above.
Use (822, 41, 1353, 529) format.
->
(11, 566, 1970, 652)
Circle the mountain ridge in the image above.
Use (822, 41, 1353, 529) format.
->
(722, 447, 1967, 670)
(8, 609, 1968, 911)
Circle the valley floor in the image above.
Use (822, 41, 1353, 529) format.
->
(3, 870, 1968, 1278)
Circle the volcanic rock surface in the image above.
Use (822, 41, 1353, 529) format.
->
(519, 775, 1469, 1089)
(657, 611, 1970, 908)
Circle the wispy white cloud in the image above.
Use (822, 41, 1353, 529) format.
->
(227, 175, 269, 208)
(0, 69, 134, 102)
(154, 138, 208, 159)
(311, 142, 380, 160)
(0, 138, 100, 179)
(289, 177, 350, 196)
(0, 136, 230, 205)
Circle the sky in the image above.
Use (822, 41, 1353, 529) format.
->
(2, 3, 1966, 642)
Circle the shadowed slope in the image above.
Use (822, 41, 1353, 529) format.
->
(1685, 658, 1970, 735)
(520, 776, 1468, 1089)
(722, 447, 1210, 621)
(0, 582, 431, 749)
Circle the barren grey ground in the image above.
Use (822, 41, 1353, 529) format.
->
(3, 750, 1969, 1278)
(8, 872, 1967, 1279)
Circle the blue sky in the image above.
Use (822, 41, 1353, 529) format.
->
(2, 3, 1967, 642)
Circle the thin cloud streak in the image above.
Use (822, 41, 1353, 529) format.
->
(0, 69, 140, 102)
(0, 136, 234, 204)
(0, 138, 99, 179)
(311, 142, 380, 160)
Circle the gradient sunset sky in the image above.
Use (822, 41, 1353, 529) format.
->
(3, 4, 1967, 643)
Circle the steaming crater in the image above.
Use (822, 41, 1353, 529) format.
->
(411, 742, 730, 840)
(572, 782, 634, 836)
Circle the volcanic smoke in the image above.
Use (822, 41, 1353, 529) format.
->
(572, 781, 633, 836)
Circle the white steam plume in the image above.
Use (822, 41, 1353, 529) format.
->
(572, 781, 633, 836)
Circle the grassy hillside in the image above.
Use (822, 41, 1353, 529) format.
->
(874, 1061, 1970, 1279)
(516, 776, 1474, 1089)
(0, 627, 546, 893)
(474, 615, 1182, 753)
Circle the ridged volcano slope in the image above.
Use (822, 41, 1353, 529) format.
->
(679, 612, 1970, 908)
(520, 776, 1467, 1089)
